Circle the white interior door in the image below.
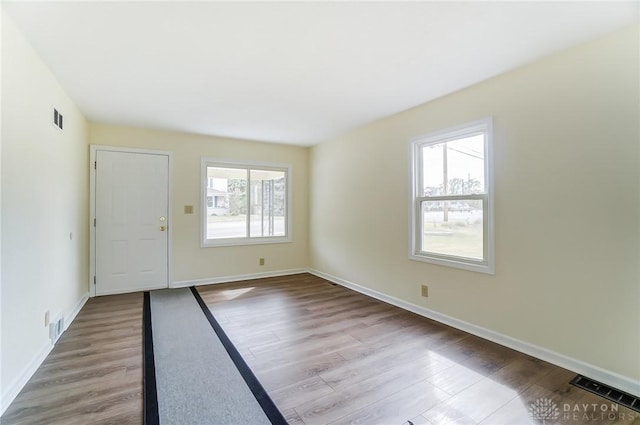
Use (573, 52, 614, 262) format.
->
(95, 150, 169, 295)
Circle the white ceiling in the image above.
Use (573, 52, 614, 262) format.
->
(4, 1, 638, 146)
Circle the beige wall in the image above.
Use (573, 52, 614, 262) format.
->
(310, 25, 640, 381)
(1, 6, 637, 411)
(1, 11, 89, 405)
(89, 124, 309, 283)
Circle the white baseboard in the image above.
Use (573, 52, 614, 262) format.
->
(0, 341, 53, 416)
(308, 268, 640, 398)
(64, 292, 88, 332)
(172, 268, 309, 288)
(0, 291, 90, 415)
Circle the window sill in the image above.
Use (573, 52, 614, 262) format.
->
(409, 252, 494, 275)
(201, 236, 292, 248)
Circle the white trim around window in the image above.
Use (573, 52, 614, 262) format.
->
(409, 117, 495, 274)
(201, 158, 292, 247)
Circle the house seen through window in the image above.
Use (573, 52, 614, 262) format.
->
(201, 160, 291, 247)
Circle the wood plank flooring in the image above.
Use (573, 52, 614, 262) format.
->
(2, 273, 637, 424)
(1, 292, 143, 425)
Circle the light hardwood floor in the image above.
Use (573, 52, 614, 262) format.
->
(2, 273, 637, 424)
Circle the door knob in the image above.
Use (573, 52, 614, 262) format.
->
(160, 226, 166, 231)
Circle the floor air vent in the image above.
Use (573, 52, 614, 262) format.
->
(571, 375, 640, 413)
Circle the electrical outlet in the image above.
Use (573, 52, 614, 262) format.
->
(421, 285, 429, 298)
(44, 310, 50, 327)
(259, 258, 265, 266)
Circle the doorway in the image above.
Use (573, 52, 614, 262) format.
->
(90, 146, 172, 296)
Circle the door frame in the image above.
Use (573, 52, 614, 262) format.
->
(89, 145, 173, 297)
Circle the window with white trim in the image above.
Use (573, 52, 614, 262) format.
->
(201, 159, 291, 247)
(410, 118, 494, 273)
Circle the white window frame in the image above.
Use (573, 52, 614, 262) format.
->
(201, 158, 292, 247)
(409, 117, 494, 274)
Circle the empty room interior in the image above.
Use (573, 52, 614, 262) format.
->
(1, 2, 639, 424)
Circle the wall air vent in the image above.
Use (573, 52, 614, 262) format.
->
(53, 108, 63, 130)
(49, 315, 65, 344)
(571, 375, 640, 413)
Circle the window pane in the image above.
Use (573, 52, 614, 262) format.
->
(250, 169, 286, 237)
(206, 167, 247, 239)
(421, 200, 483, 260)
(422, 134, 485, 196)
